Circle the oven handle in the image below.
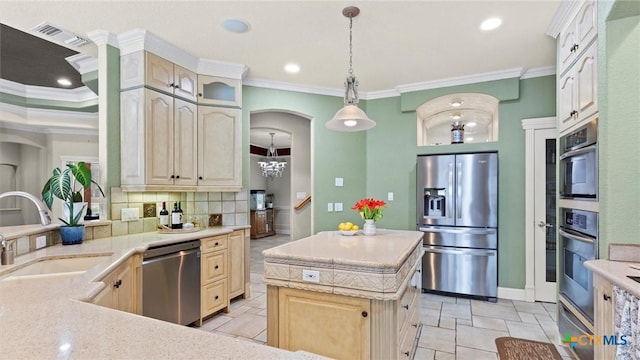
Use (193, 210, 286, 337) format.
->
(419, 227, 496, 235)
(559, 144, 597, 160)
(423, 246, 496, 257)
(560, 302, 592, 335)
(559, 229, 595, 244)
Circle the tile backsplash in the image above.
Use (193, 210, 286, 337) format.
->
(110, 188, 248, 236)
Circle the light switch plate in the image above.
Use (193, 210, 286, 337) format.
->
(297, 192, 307, 200)
(388, 192, 394, 201)
(334, 202, 343, 212)
(121, 208, 140, 221)
(335, 177, 344, 187)
(302, 269, 320, 283)
(327, 203, 334, 212)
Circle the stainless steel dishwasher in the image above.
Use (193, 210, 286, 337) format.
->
(143, 240, 201, 325)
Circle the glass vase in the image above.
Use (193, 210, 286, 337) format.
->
(363, 219, 376, 236)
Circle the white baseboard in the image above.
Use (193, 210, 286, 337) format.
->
(497, 287, 527, 301)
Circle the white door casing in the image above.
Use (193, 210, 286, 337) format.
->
(522, 117, 557, 303)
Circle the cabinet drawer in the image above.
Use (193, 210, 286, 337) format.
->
(202, 235, 228, 252)
(397, 283, 418, 333)
(202, 279, 228, 316)
(202, 250, 227, 283)
(398, 304, 420, 360)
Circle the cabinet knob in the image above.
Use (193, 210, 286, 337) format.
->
(361, 311, 368, 318)
(114, 279, 122, 288)
(176, 175, 180, 179)
(604, 294, 611, 301)
(169, 82, 174, 88)
(170, 175, 175, 179)
(402, 304, 409, 310)
(198, 93, 203, 97)
(175, 84, 180, 89)
(215, 265, 219, 269)
(215, 295, 219, 300)
(215, 242, 219, 246)
(412, 323, 419, 328)
(574, 44, 579, 52)
(199, 176, 203, 180)
(404, 351, 410, 357)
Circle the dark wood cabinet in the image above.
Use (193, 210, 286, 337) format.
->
(250, 209, 275, 239)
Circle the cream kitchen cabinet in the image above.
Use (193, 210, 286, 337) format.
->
(558, 0, 597, 75)
(91, 255, 142, 315)
(228, 229, 246, 300)
(197, 106, 242, 191)
(121, 51, 197, 102)
(200, 235, 229, 320)
(120, 88, 198, 191)
(593, 273, 615, 360)
(558, 41, 598, 133)
(197, 75, 241, 107)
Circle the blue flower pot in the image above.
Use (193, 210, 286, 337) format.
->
(59, 225, 85, 245)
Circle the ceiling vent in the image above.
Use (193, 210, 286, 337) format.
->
(31, 22, 91, 48)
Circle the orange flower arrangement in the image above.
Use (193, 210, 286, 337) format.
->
(352, 198, 386, 221)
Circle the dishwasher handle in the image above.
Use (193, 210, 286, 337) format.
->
(144, 240, 201, 259)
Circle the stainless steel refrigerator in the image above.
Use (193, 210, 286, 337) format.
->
(417, 152, 498, 300)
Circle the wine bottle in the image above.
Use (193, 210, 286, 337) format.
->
(171, 202, 182, 229)
(177, 201, 184, 226)
(159, 202, 169, 227)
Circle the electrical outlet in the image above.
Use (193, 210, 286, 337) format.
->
(121, 208, 140, 221)
(302, 269, 320, 283)
(334, 202, 343, 212)
(327, 203, 334, 212)
(388, 192, 394, 201)
(36, 236, 47, 249)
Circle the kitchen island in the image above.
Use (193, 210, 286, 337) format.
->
(263, 229, 424, 360)
(0, 225, 323, 360)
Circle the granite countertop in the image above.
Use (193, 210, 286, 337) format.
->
(0, 225, 323, 360)
(0, 221, 113, 240)
(585, 259, 640, 298)
(262, 229, 424, 300)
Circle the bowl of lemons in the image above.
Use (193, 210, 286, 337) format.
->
(338, 222, 359, 236)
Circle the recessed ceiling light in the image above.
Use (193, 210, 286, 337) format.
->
(57, 78, 72, 86)
(466, 122, 477, 127)
(222, 18, 250, 33)
(451, 113, 463, 120)
(284, 63, 300, 74)
(449, 99, 463, 107)
(480, 17, 502, 31)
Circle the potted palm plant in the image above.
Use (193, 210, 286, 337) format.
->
(41, 162, 104, 245)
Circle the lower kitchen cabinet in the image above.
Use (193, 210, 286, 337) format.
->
(200, 235, 229, 319)
(92, 255, 142, 314)
(228, 229, 246, 299)
(593, 273, 615, 360)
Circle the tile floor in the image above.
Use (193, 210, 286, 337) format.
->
(198, 234, 576, 359)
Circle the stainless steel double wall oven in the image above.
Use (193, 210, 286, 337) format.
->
(417, 152, 498, 301)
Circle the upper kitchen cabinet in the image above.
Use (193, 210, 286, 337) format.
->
(558, 0, 597, 75)
(197, 75, 241, 107)
(120, 88, 198, 191)
(197, 106, 242, 191)
(558, 42, 598, 133)
(121, 51, 198, 102)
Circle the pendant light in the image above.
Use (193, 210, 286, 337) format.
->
(258, 133, 287, 178)
(325, 6, 376, 132)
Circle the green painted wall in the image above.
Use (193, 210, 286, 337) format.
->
(105, 45, 120, 214)
(244, 75, 555, 289)
(598, 1, 640, 256)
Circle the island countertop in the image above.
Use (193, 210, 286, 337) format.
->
(0, 226, 324, 360)
(262, 229, 424, 300)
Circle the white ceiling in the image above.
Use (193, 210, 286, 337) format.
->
(0, 0, 561, 94)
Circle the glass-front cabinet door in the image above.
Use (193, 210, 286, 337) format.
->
(197, 75, 241, 107)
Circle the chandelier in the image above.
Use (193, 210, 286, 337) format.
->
(258, 132, 287, 178)
(325, 6, 376, 132)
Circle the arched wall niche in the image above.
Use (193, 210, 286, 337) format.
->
(417, 93, 499, 146)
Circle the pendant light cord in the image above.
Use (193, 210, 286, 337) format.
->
(348, 15, 353, 76)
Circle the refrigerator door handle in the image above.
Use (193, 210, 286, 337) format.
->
(447, 162, 454, 219)
(456, 161, 462, 219)
(419, 226, 496, 235)
(423, 246, 496, 257)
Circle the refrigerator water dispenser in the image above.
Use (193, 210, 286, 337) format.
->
(424, 188, 446, 218)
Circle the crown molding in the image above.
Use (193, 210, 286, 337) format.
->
(0, 102, 98, 134)
(66, 53, 98, 75)
(520, 66, 556, 79)
(396, 68, 525, 94)
(87, 30, 119, 47)
(546, 0, 584, 38)
(521, 116, 557, 130)
(0, 79, 98, 103)
(364, 89, 401, 100)
(198, 59, 248, 80)
(243, 78, 343, 97)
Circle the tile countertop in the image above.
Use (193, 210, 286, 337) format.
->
(585, 259, 640, 298)
(0, 226, 325, 360)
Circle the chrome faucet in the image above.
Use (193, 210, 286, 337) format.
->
(0, 191, 52, 225)
(1, 233, 13, 265)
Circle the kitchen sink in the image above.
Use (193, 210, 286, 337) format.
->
(1, 255, 112, 280)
